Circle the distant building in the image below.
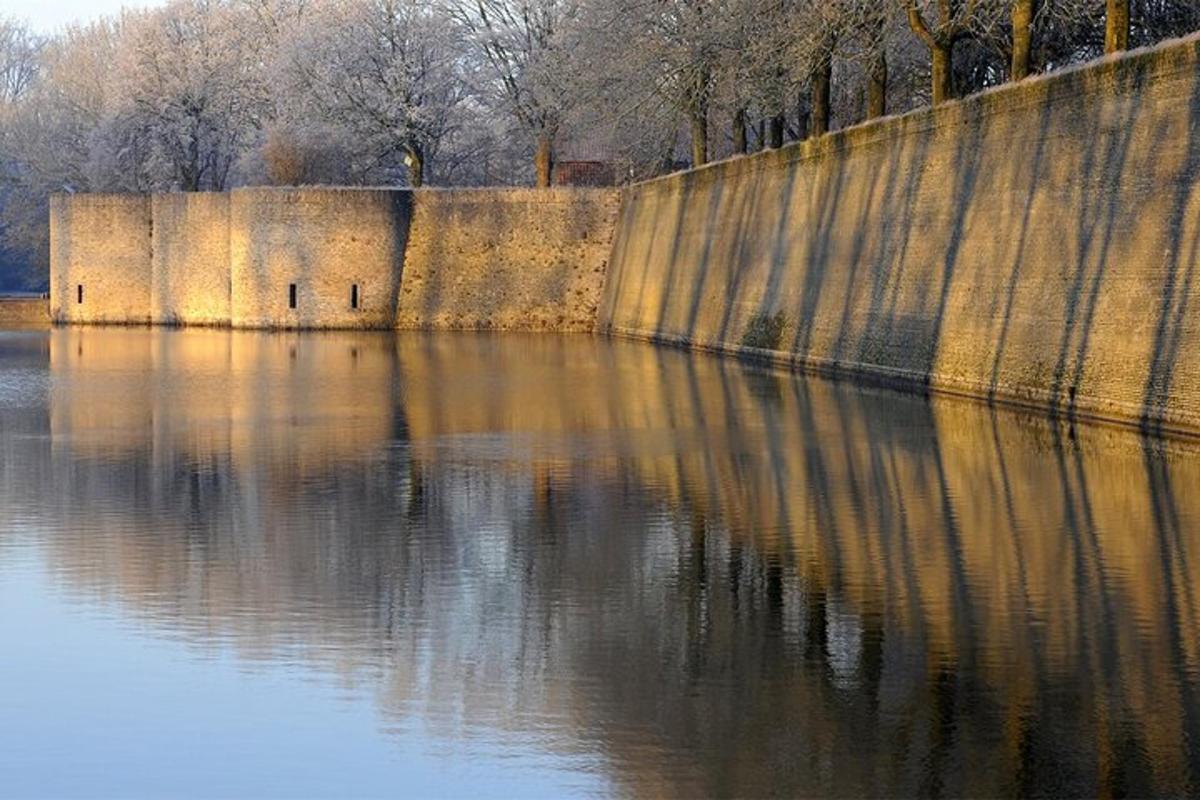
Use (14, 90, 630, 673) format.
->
(553, 138, 617, 187)
(553, 160, 616, 187)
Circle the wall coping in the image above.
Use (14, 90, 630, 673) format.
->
(50, 192, 150, 204)
(54, 187, 619, 206)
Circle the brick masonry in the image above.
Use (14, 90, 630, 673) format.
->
(600, 33, 1200, 436)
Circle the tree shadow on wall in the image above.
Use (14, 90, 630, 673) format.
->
(613, 52, 1200, 433)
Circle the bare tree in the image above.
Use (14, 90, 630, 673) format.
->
(786, 2, 843, 137)
(0, 19, 40, 108)
(1106, 0, 1129, 52)
(903, 1, 1004, 104)
(595, 0, 733, 167)
(853, 4, 900, 119)
(1011, 0, 1037, 77)
(733, 0, 794, 148)
(118, 0, 268, 191)
(449, 0, 578, 186)
(1001, 1, 1100, 80)
(794, 0, 899, 132)
(277, 0, 464, 187)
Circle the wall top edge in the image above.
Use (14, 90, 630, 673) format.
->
(50, 192, 151, 203)
(623, 29, 1200, 193)
(55, 186, 619, 202)
(232, 185, 616, 194)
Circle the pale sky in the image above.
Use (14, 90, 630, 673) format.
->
(3, 0, 164, 32)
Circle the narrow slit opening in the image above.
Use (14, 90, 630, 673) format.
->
(351, 284, 360, 310)
(288, 284, 297, 310)
(77, 285, 84, 305)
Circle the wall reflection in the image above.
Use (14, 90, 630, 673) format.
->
(8, 328, 1199, 797)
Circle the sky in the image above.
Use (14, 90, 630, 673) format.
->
(3, 0, 163, 32)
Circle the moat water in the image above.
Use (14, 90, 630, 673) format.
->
(1, 327, 1197, 798)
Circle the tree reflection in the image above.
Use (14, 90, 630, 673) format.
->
(2, 327, 1196, 797)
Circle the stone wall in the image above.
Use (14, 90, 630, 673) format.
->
(600, 34, 1200, 436)
(50, 194, 151, 325)
(42, 33, 1200, 434)
(397, 189, 619, 330)
(0, 297, 48, 326)
(230, 188, 410, 330)
(51, 186, 619, 332)
(152, 193, 230, 326)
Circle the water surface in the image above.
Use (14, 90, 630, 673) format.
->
(1, 328, 1198, 798)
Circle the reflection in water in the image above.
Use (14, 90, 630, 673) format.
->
(2, 327, 1199, 797)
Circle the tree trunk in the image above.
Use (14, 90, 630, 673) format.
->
(733, 108, 748, 155)
(932, 42, 953, 105)
(867, 52, 888, 119)
(811, 60, 832, 137)
(1012, 0, 1034, 80)
(181, 135, 201, 191)
(689, 105, 708, 168)
(180, 166, 201, 192)
(534, 132, 554, 188)
(405, 144, 425, 188)
(1106, 0, 1130, 54)
(768, 115, 785, 149)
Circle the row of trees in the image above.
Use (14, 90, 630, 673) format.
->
(1, 1, 1198, 288)
(584, 0, 1199, 170)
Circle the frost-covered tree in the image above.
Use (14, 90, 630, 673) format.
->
(1106, 0, 1130, 51)
(0, 0, 1194, 217)
(582, 0, 734, 167)
(902, 0, 1007, 104)
(833, 1, 909, 119)
(0, 19, 39, 108)
(3, 20, 124, 193)
(988, 0, 1102, 81)
(117, 0, 267, 191)
(0, 18, 43, 291)
(0, 19, 125, 288)
(275, 0, 464, 187)
(449, 0, 581, 186)
(0, 16, 41, 196)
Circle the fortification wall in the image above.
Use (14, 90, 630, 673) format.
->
(50, 186, 619, 332)
(50, 194, 151, 325)
(152, 193, 230, 326)
(41, 34, 1200, 434)
(600, 34, 1200, 436)
(230, 188, 410, 329)
(397, 188, 619, 330)
(0, 297, 48, 326)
